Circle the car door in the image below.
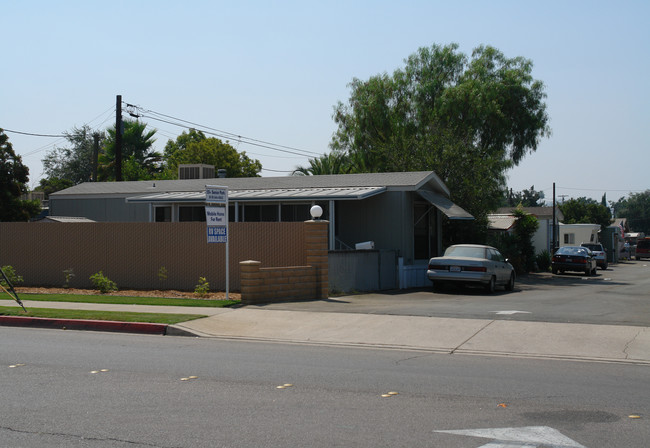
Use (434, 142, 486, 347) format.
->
(488, 249, 506, 282)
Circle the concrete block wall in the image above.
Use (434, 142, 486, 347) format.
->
(240, 220, 329, 304)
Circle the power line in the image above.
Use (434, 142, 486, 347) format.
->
(3, 129, 66, 138)
(126, 102, 322, 158)
(140, 113, 318, 158)
(262, 167, 296, 173)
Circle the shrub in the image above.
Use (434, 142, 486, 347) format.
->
(89, 271, 118, 294)
(194, 277, 210, 297)
(1, 265, 24, 287)
(158, 266, 168, 283)
(63, 268, 75, 288)
(536, 250, 551, 272)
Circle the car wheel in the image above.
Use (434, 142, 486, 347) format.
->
(432, 281, 444, 293)
(506, 272, 515, 291)
(602, 263, 608, 270)
(485, 276, 496, 294)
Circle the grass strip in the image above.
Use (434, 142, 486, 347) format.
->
(0, 306, 206, 325)
(13, 293, 238, 308)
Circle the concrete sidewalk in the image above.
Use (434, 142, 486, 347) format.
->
(3, 299, 649, 364)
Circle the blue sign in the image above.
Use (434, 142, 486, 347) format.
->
(207, 226, 227, 243)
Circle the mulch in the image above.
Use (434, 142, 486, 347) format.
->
(14, 287, 240, 301)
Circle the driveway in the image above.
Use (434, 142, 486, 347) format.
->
(248, 260, 650, 327)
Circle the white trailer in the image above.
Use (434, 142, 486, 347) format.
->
(558, 223, 600, 247)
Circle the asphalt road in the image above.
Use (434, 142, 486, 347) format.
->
(251, 260, 650, 327)
(1, 327, 649, 447)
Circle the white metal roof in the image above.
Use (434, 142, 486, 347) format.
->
(125, 186, 387, 203)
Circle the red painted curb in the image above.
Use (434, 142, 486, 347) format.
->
(0, 316, 168, 335)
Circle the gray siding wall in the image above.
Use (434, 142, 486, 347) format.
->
(335, 191, 413, 261)
(328, 250, 398, 292)
(50, 197, 150, 222)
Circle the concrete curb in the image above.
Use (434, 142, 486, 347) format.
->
(0, 316, 168, 335)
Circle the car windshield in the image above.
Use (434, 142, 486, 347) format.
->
(557, 247, 589, 256)
(444, 246, 487, 259)
(581, 244, 602, 251)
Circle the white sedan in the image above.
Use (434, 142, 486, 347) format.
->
(427, 244, 515, 293)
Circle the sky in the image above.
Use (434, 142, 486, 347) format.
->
(2, 0, 648, 204)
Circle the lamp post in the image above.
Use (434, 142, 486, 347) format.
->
(310, 205, 323, 220)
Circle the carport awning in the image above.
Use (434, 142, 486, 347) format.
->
(417, 190, 474, 220)
(126, 186, 387, 203)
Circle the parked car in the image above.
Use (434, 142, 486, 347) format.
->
(580, 242, 608, 270)
(427, 244, 515, 293)
(552, 246, 597, 275)
(636, 239, 650, 260)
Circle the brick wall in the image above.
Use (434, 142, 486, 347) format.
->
(239, 220, 329, 304)
(0, 222, 307, 292)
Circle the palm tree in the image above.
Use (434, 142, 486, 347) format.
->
(293, 151, 353, 176)
(98, 120, 161, 181)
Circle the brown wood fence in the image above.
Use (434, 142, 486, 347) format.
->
(0, 222, 308, 292)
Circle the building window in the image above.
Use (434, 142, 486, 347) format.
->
(281, 204, 311, 222)
(239, 204, 280, 222)
(179, 206, 206, 222)
(155, 206, 171, 222)
(564, 233, 575, 244)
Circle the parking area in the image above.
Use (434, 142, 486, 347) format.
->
(250, 260, 650, 327)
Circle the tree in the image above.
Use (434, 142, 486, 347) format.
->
(34, 177, 74, 199)
(42, 125, 102, 186)
(293, 151, 352, 175)
(611, 191, 650, 233)
(330, 43, 550, 232)
(98, 120, 161, 181)
(0, 129, 40, 221)
(493, 207, 540, 273)
(503, 185, 546, 207)
(559, 197, 611, 229)
(160, 131, 261, 178)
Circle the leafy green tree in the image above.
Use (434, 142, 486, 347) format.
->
(490, 207, 539, 273)
(559, 197, 611, 229)
(330, 43, 550, 231)
(160, 131, 261, 178)
(99, 120, 161, 181)
(0, 129, 40, 221)
(611, 190, 650, 233)
(162, 128, 207, 160)
(34, 177, 74, 198)
(42, 125, 102, 185)
(503, 185, 546, 207)
(293, 151, 352, 175)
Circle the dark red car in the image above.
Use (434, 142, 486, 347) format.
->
(636, 239, 650, 260)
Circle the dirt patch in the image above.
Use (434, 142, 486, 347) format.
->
(15, 287, 240, 301)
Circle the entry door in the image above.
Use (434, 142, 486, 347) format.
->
(414, 204, 431, 260)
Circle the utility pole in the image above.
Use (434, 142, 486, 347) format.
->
(115, 94, 123, 181)
(552, 182, 556, 253)
(92, 132, 99, 182)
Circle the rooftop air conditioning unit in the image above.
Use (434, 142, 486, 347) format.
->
(178, 164, 216, 180)
(355, 241, 375, 250)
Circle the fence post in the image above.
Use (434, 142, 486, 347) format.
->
(239, 260, 262, 304)
(305, 220, 329, 299)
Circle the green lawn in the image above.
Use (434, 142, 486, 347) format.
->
(0, 306, 206, 324)
(13, 293, 239, 308)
